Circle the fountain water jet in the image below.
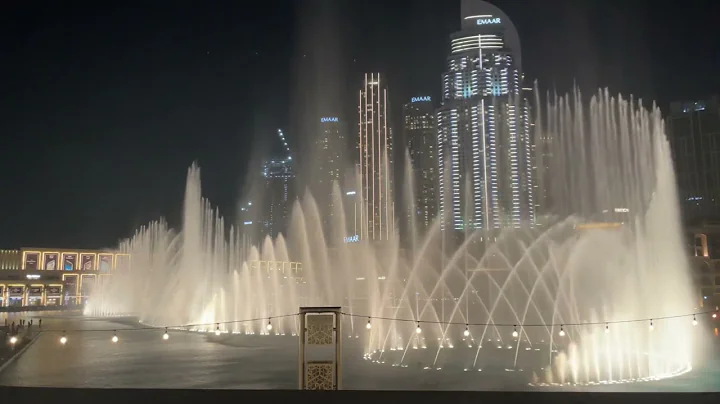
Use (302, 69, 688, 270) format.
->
(87, 89, 708, 387)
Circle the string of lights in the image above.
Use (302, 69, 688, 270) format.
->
(343, 308, 720, 329)
(38, 313, 299, 334)
(5, 308, 717, 346)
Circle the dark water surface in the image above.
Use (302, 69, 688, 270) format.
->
(1, 313, 718, 391)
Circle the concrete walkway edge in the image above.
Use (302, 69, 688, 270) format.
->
(0, 332, 42, 375)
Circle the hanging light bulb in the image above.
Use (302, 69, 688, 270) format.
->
(266, 320, 273, 331)
(60, 331, 67, 345)
(366, 318, 372, 330)
(111, 331, 118, 343)
(163, 328, 169, 340)
(693, 314, 698, 326)
(215, 323, 221, 336)
(649, 320, 654, 331)
(464, 324, 470, 337)
(416, 322, 422, 334)
(713, 312, 717, 319)
(605, 323, 609, 334)
(558, 326, 565, 337)
(9, 336, 18, 345)
(512, 325, 519, 338)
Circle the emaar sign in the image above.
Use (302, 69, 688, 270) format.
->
(344, 235, 359, 243)
(321, 117, 339, 123)
(477, 17, 501, 25)
(411, 96, 431, 103)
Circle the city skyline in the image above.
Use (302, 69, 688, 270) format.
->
(0, 0, 719, 396)
(2, 0, 719, 248)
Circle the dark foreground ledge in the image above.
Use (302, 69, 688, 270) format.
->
(0, 387, 718, 404)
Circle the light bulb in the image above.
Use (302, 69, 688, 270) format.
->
(266, 321, 273, 331)
(9, 336, 17, 345)
(163, 328, 169, 340)
(713, 313, 717, 319)
(649, 320, 654, 331)
(60, 334, 67, 345)
(605, 324, 609, 334)
(692, 315, 698, 326)
(512, 325, 518, 338)
(111, 332, 118, 343)
(416, 323, 422, 334)
(215, 324, 221, 336)
(366, 319, 372, 330)
(464, 325, 470, 337)
(558, 326, 565, 337)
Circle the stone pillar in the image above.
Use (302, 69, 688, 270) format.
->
(298, 306, 342, 390)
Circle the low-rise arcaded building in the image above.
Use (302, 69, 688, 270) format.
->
(0, 247, 128, 307)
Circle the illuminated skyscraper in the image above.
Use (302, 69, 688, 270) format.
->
(668, 97, 720, 221)
(315, 115, 345, 231)
(404, 96, 437, 229)
(262, 129, 295, 238)
(436, 0, 534, 231)
(358, 73, 394, 240)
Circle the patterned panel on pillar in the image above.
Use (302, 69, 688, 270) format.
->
(306, 361, 334, 390)
(306, 314, 334, 345)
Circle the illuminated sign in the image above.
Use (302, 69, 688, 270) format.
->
(47, 286, 61, 296)
(62, 253, 78, 271)
(80, 253, 97, 271)
(99, 254, 113, 272)
(24, 252, 40, 271)
(43, 252, 59, 270)
(244, 221, 253, 225)
(411, 96, 431, 103)
(26, 274, 41, 280)
(613, 208, 629, 213)
(321, 117, 339, 123)
(346, 191, 356, 196)
(344, 235, 359, 243)
(477, 17, 501, 25)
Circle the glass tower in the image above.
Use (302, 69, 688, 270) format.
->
(436, 0, 534, 231)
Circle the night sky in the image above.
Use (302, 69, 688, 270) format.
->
(1, 0, 718, 249)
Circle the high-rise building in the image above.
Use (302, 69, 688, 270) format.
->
(404, 96, 438, 230)
(261, 129, 295, 238)
(436, 0, 534, 232)
(668, 97, 720, 221)
(315, 115, 345, 228)
(358, 73, 394, 241)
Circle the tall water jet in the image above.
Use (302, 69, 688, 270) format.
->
(86, 89, 708, 388)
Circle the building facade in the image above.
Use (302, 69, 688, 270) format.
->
(315, 116, 346, 233)
(260, 129, 295, 239)
(262, 158, 294, 239)
(668, 97, 720, 222)
(403, 96, 438, 230)
(0, 247, 128, 307)
(358, 73, 394, 241)
(687, 223, 720, 311)
(436, 0, 534, 232)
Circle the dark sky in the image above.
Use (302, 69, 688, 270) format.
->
(1, 0, 718, 249)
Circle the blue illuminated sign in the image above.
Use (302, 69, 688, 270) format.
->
(321, 117, 339, 123)
(344, 235, 359, 243)
(411, 96, 431, 103)
(477, 17, 501, 25)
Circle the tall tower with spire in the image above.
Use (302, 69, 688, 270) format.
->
(358, 73, 394, 241)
